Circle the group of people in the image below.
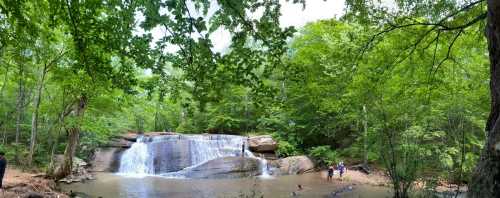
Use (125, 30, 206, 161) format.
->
(327, 161, 346, 181)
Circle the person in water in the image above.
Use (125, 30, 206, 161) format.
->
(327, 164, 334, 181)
(0, 151, 6, 192)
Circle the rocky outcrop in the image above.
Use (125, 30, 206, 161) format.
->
(91, 147, 125, 172)
(53, 155, 94, 184)
(105, 138, 133, 148)
(248, 135, 277, 152)
(121, 133, 139, 142)
(184, 157, 260, 179)
(252, 152, 278, 160)
(144, 131, 177, 137)
(278, 155, 314, 175)
(120, 131, 177, 142)
(150, 139, 192, 173)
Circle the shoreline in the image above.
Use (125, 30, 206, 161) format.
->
(318, 167, 468, 195)
(2, 168, 68, 198)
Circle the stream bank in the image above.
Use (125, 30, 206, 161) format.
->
(2, 168, 67, 198)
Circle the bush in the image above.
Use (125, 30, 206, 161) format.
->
(276, 140, 299, 157)
(308, 145, 339, 167)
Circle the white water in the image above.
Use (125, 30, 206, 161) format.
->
(118, 137, 154, 175)
(118, 134, 271, 178)
(259, 158, 272, 179)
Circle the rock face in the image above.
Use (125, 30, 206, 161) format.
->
(91, 147, 125, 172)
(150, 139, 192, 173)
(184, 156, 260, 179)
(278, 155, 314, 175)
(53, 155, 94, 184)
(106, 138, 133, 148)
(248, 135, 277, 152)
(145, 131, 177, 137)
(121, 133, 139, 142)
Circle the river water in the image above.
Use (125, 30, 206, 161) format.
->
(62, 134, 392, 197)
(61, 172, 391, 198)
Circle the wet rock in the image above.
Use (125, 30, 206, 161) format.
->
(121, 133, 139, 142)
(90, 147, 125, 172)
(145, 131, 177, 137)
(24, 191, 45, 198)
(105, 138, 133, 148)
(278, 155, 314, 175)
(150, 139, 192, 173)
(248, 135, 277, 152)
(252, 152, 278, 160)
(184, 156, 260, 179)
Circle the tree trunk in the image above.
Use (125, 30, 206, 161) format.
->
(27, 66, 47, 166)
(14, 64, 25, 164)
(363, 105, 368, 166)
(2, 112, 6, 144)
(469, 1, 500, 197)
(55, 95, 87, 179)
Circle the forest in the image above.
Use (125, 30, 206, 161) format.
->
(0, 0, 498, 198)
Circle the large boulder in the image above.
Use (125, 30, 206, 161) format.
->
(184, 157, 260, 179)
(248, 135, 277, 152)
(91, 147, 125, 172)
(278, 155, 315, 175)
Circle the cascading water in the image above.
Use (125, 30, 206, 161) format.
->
(118, 136, 154, 175)
(259, 158, 272, 178)
(118, 134, 271, 178)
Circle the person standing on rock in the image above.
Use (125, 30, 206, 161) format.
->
(241, 142, 245, 157)
(0, 151, 6, 192)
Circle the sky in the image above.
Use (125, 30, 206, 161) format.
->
(139, 0, 346, 53)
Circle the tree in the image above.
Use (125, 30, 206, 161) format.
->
(47, 0, 139, 178)
(342, 0, 498, 197)
(469, 1, 500, 197)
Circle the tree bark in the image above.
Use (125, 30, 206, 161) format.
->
(363, 105, 368, 166)
(55, 95, 87, 179)
(27, 65, 48, 166)
(469, 1, 500, 197)
(14, 64, 25, 164)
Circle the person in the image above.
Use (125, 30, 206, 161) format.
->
(0, 151, 6, 192)
(338, 161, 346, 179)
(297, 184, 303, 191)
(327, 165, 334, 181)
(241, 142, 245, 157)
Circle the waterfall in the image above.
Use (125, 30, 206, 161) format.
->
(259, 158, 272, 178)
(118, 134, 271, 178)
(118, 137, 154, 175)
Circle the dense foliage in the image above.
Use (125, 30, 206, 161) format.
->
(0, 0, 494, 197)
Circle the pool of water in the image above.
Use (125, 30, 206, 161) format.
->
(60, 172, 392, 198)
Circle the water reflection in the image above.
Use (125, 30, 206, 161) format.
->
(62, 172, 391, 198)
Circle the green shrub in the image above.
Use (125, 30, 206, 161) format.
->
(308, 145, 339, 167)
(276, 140, 299, 157)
